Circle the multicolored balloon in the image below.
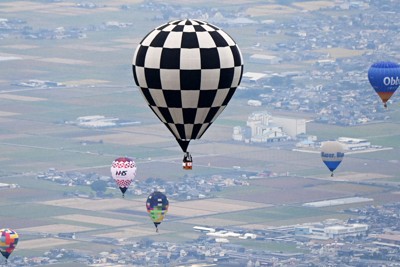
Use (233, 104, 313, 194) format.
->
(368, 61, 400, 108)
(146, 191, 169, 232)
(111, 157, 137, 198)
(132, 19, 244, 169)
(321, 141, 345, 177)
(0, 229, 19, 262)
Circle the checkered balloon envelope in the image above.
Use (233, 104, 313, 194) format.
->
(132, 19, 243, 153)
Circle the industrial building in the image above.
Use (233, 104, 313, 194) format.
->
(232, 111, 306, 143)
(295, 222, 369, 239)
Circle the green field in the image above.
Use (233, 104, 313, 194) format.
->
(308, 122, 400, 147)
(1, 0, 400, 263)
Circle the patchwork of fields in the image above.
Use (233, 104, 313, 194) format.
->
(0, 0, 400, 260)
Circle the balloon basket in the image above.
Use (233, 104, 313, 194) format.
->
(183, 162, 192, 170)
(182, 152, 192, 170)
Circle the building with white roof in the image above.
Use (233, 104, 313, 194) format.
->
(233, 111, 306, 143)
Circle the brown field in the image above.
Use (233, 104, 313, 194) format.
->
(20, 224, 93, 234)
(246, 5, 298, 17)
(313, 172, 393, 182)
(113, 37, 140, 49)
(368, 192, 400, 205)
(54, 214, 136, 227)
(130, 198, 270, 218)
(0, 0, 398, 260)
(94, 226, 167, 239)
(250, 176, 329, 189)
(0, 1, 48, 12)
(0, 110, 19, 116)
(199, 125, 235, 141)
(0, 217, 48, 229)
(341, 172, 393, 181)
(0, 188, 50, 202)
(75, 124, 174, 145)
(63, 79, 111, 86)
(1, 44, 39, 50)
(158, 0, 260, 4)
(314, 48, 368, 59)
(242, 213, 351, 228)
(0, 94, 46, 102)
(0, 1, 120, 15)
(181, 217, 245, 227)
(173, 198, 268, 213)
(222, 186, 351, 205)
(41, 198, 141, 211)
(237, 188, 351, 204)
(61, 44, 117, 52)
(37, 57, 91, 65)
(313, 182, 384, 194)
(163, 206, 218, 217)
(191, 144, 321, 173)
(0, 52, 38, 60)
(293, 1, 337, 11)
(101, 0, 143, 4)
(18, 238, 78, 250)
(190, 142, 270, 157)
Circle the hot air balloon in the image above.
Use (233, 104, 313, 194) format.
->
(368, 61, 400, 108)
(146, 191, 169, 232)
(321, 141, 344, 177)
(132, 19, 244, 170)
(111, 157, 137, 198)
(0, 229, 19, 263)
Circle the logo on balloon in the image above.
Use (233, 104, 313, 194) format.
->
(115, 170, 127, 176)
(383, 76, 400, 86)
(321, 152, 344, 158)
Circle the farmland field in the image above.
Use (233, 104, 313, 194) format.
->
(1, 0, 400, 263)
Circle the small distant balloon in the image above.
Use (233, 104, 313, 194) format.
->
(321, 141, 344, 177)
(368, 61, 400, 108)
(0, 228, 19, 263)
(111, 157, 137, 198)
(146, 191, 169, 232)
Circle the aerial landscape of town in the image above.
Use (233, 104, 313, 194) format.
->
(1, 0, 400, 266)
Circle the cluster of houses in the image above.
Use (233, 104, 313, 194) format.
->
(0, 4, 132, 41)
(3, 1, 399, 125)
(0, 17, 88, 40)
(134, 2, 400, 126)
(6, 202, 400, 266)
(244, 4, 400, 124)
(36, 168, 250, 200)
(11, 79, 65, 88)
(3, 0, 400, 266)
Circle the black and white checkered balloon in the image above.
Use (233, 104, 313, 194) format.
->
(132, 19, 243, 152)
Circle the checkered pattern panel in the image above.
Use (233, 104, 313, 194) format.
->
(133, 19, 243, 141)
(115, 179, 132, 188)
